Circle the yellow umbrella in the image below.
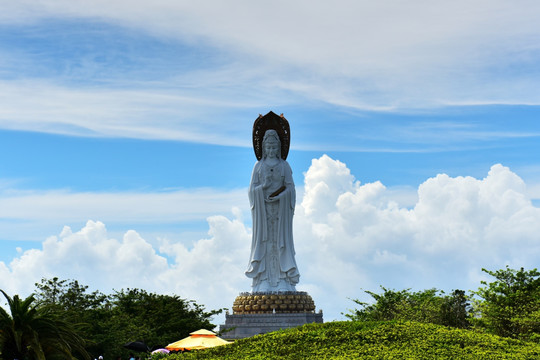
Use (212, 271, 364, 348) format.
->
(165, 329, 232, 351)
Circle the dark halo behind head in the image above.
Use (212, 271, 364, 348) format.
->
(252, 111, 290, 160)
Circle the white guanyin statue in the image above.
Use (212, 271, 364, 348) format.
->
(245, 127, 300, 292)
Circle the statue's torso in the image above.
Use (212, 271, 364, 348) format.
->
(261, 160, 284, 197)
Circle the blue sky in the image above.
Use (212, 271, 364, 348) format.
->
(1, 1, 540, 326)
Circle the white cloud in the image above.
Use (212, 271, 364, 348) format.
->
(2, 155, 540, 324)
(297, 156, 540, 318)
(0, 187, 247, 241)
(0, 187, 247, 222)
(0, 216, 251, 325)
(0, 79, 256, 145)
(1, 1, 540, 143)
(372, 250, 408, 265)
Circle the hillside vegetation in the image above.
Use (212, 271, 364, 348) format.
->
(2, 267, 538, 359)
(167, 321, 540, 359)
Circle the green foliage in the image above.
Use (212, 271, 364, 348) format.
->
(162, 321, 540, 359)
(31, 278, 223, 360)
(2, 266, 538, 358)
(100, 288, 221, 357)
(472, 266, 540, 342)
(34, 277, 108, 311)
(33, 277, 110, 358)
(0, 289, 89, 360)
(440, 289, 470, 329)
(346, 287, 471, 328)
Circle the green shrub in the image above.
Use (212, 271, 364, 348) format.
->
(162, 321, 540, 359)
(472, 266, 540, 342)
(346, 287, 471, 329)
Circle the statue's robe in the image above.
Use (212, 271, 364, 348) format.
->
(246, 158, 300, 291)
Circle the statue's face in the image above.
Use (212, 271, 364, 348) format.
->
(264, 140, 280, 159)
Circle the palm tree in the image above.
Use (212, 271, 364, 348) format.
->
(0, 289, 90, 360)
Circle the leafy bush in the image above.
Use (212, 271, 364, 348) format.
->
(472, 266, 540, 342)
(346, 287, 470, 328)
(162, 321, 540, 359)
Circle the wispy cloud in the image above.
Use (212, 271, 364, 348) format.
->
(1, 1, 540, 144)
(0, 79, 258, 145)
(0, 185, 248, 241)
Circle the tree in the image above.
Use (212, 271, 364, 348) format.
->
(32, 278, 224, 359)
(472, 266, 540, 341)
(34, 277, 107, 312)
(346, 287, 471, 328)
(103, 288, 222, 355)
(440, 289, 471, 329)
(34, 278, 110, 358)
(0, 289, 89, 360)
(346, 287, 413, 322)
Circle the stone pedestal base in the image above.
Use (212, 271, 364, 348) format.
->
(219, 291, 323, 339)
(219, 311, 323, 340)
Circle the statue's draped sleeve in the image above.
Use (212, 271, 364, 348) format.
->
(246, 160, 267, 278)
(278, 161, 298, 281)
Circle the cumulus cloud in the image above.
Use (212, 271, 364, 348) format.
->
(299, 156, 540, 316)
(1, 155, 540, 323)
(0, 215, 251, 323)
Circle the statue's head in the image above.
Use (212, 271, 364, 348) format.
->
(262, 130, 281, 159)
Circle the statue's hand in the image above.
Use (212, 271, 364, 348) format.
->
(265, 195, 279, 203)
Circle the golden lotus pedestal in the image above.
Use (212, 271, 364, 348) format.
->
(219, 291, 323, 339)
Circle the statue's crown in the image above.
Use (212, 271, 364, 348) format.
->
(253, 111, 290, 160)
